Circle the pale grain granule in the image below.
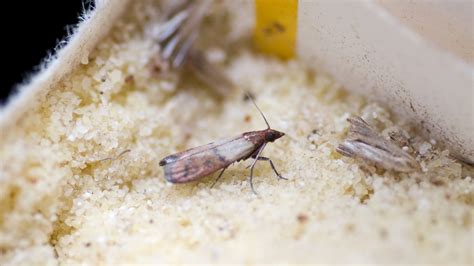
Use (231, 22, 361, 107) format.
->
(1, 0, 473, 265)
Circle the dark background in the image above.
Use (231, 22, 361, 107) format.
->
(1, 1, 85, 103)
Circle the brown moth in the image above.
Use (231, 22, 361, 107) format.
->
(159, 93, 286, 194)
(336, 116, 419, 172)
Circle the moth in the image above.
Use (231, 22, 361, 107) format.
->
(156, 0, 233, 96)
(159, 94, 286, 194)
(336, 116, 419, 172)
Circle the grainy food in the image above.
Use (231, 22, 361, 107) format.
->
(0, 1, 472, 265)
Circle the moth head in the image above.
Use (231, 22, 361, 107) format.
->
(265, 129, 285, 142)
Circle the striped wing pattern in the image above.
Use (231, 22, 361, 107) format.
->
(160, 136, 256, 183)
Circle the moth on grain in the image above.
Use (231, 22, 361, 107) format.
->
(155, 0, 233, 96)
(336, 116, 419, 172)
(159, 93, 286, 194)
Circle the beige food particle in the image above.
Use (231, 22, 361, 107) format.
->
(419, 142, 432, 155)
(206, 47, 226, 64)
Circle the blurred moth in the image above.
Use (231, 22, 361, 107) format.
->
(159, 93, 286, 194)
(155, 0, 234, 96)
(336, 116, 419, 172)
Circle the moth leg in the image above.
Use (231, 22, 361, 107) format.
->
(248, 143, 266, 195)
(255, 156, 287, 180)
(97, 149, 131, 162)
(210, 167, 227, 189)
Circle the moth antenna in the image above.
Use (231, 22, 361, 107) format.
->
(246, 91, 271, 129)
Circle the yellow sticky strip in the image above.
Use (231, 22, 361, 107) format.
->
(254, 0, 298, 59)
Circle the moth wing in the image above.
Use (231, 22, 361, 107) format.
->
(160, 136, 238, 164)
(162, 137, 256, 183)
